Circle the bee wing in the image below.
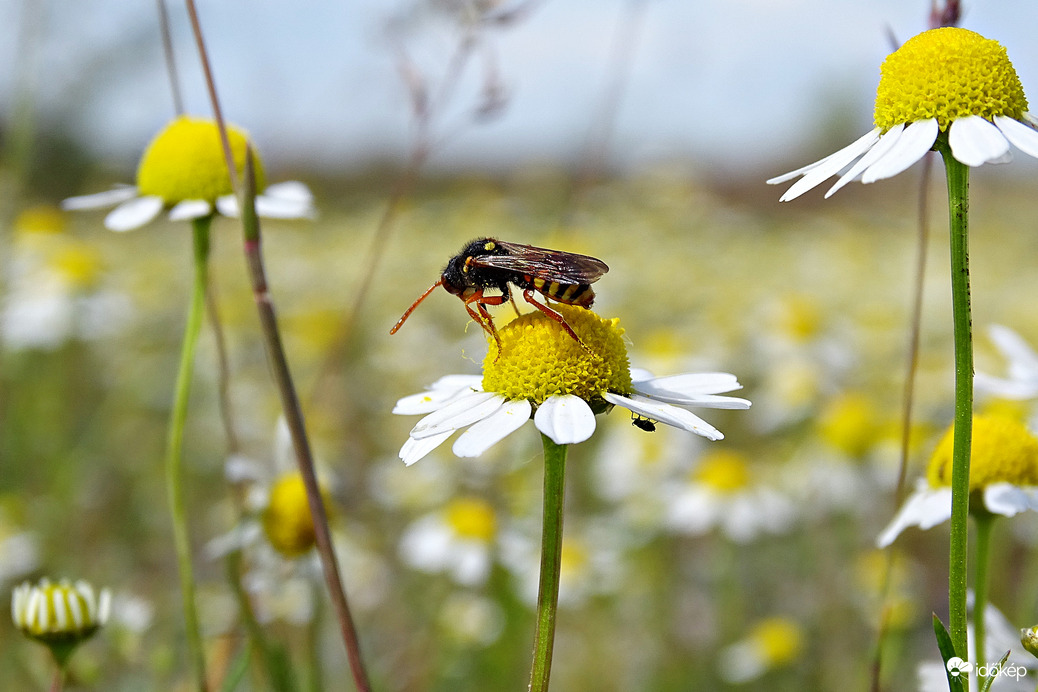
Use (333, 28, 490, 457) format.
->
(471, 241, 609, 284)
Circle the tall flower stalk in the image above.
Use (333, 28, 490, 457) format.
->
(768, 28, 1038, 675)
(165, 215, 214, 691)
(939, 142, 972, 660)
(529, 434, 567, 692)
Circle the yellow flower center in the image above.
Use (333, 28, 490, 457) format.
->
(748, 617, 804, 667)
(53, 244, 104, 288)
(14, 206, 66, 237)
(560, 540, 589, 582)
(481, 305, 633, 406)
(874, 28, 1028, 132)
(262, 472, 328, 558)
(692, 450, 752, 494)
(926, 414, 1038, 490)
(444, 497, 497, 542)
(136, 116, 267, 204)
(818, 393, 880, 459)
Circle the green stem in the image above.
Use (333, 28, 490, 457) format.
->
(939, 143, 973, 671)
(529, 434, 568, 692)
(166, 215, 213, 692)
(973, 513, 995, 686)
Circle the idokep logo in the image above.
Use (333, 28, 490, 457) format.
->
(946, 656, 1029, 682)
(946, 657, 973, 678)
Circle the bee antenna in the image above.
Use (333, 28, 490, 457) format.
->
(390, 279, 443, 334)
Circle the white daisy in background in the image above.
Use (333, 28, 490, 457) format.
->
(662, 449, 796, 543)
(878, 414, 1038, 547)
(61, 116, 313, 231)
(208, 420, 388, 623)
(499, 519, 625, 607)
(1, 206, 131, 350)
(769, 28, 1038, 201)
(718, 616, 805, 684)
(976, 325, 1038, 401)
(398, 496, 499, 587)
(393, 304, 750, 466)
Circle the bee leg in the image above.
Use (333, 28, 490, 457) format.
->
(463, 292, 503, 355)
(521, 290, 594, 354)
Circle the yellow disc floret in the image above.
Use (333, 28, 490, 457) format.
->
(445, 498, 497, 542)
(692, 449, 752, 494)
(874, 28, 1028, 132)
(481, 305, 632, 406)
(262, 472, 327, 558)
(927, 414, 1038, 491)
(136, 116, 266, 204)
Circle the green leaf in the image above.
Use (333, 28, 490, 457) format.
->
(978, 650, 1011, 692)
(933, 614, 966, 692)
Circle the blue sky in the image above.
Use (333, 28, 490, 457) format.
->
(4, 1, 1038, 178)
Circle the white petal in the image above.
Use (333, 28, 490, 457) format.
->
(409, 391, 503, 439)
(216, 195, 240, 217)
(638, 372, 742, 395)
(983, 483, 1038, 517)
(861, 118, 937, 183)
(989, 324, 1038, 377)
(633, 373, 750, 409)
(629, 368, 655, 383)
(533, 395, 596, 445)
(60, 185, 138, 211)
(400, 429, 454, 466)
(452, 398, 531, 457)
(604, 392, 723, 440)
(775, 128, 881, 202)
(216, 186, 315, 220)
(876, 481, 951, 548)
(255, 192, 316, 219)
(393, 376, 483, 415)
(949, 115, 1010, 167)
(264, 181, 314, 204)
(168, 199, 213, 221)
(104, 196, 164, 232)
(994, 115, 1038, 160)
(825, 124, 904, 198)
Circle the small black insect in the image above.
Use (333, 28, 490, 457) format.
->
(632, 416, 657, 432)
(390, 238, 609, 351)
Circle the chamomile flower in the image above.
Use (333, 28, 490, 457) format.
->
(718, 616, 805, 684)
(393, 304, 750, 466)
(877, 414, 1038, 547)
(769, 28, 1038, 201)
(398, 496, 498, 586)
(61, 116, 314, 231)
(663, 449, 796, 543)
(12, 578, 111, 665)
(976, 324, 1038, 401)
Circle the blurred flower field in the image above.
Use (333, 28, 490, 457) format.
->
(5, 160, 1038, 690)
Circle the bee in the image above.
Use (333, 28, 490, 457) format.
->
(390, 238, 609, 352)
(631, 415, 657, 432)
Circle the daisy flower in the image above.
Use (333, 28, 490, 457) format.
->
(769, 28, 1038, 201)
(398, 496, 499, 586)
(976, 324, 1038, 401)
(877, 414, 1038, 547)
(12, 578, 111, 666)
(718, 617, 805, 684)
(392, 304, 751, 466)
(662, 449, 796, 543)
(61, 116, 314, 231)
